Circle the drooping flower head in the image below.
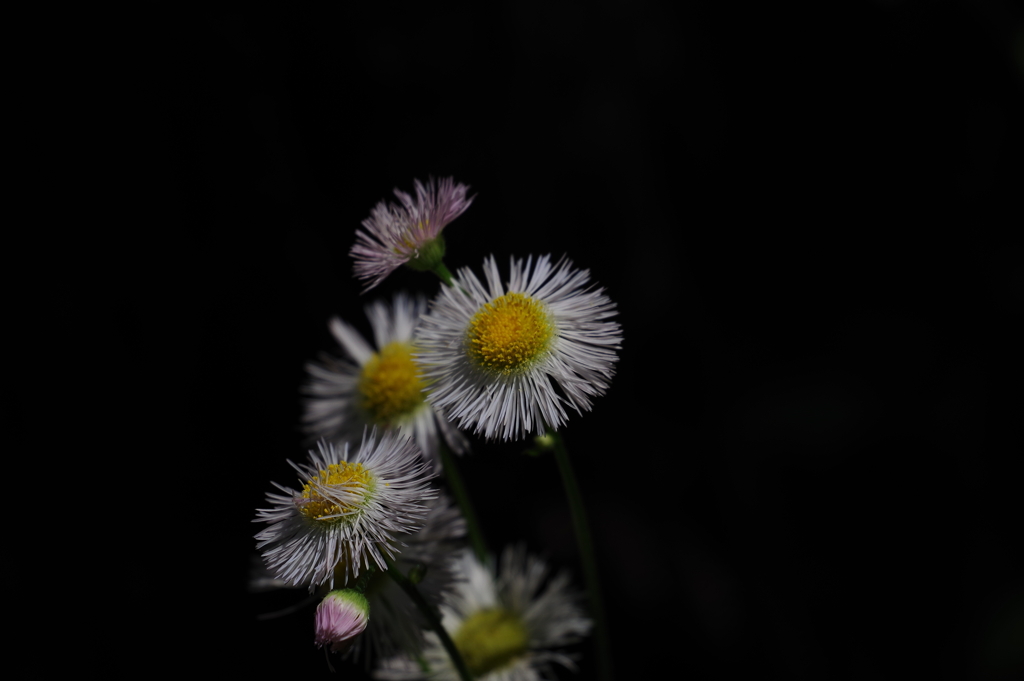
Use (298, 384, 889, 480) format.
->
(414, 255, 622, 440)
(316, 589, 370, 653)
(254, 431, 437, 591)
(351, 177, 474, 291)
(302, 293, 468, 473)
(374, 547, 592, 681)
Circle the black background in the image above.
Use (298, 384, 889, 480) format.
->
(130, 2, 1022, 678)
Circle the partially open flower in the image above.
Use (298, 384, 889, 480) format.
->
(351, 177, 474, 291)
(315, 589, 370, 654)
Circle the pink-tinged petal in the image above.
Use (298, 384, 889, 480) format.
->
(351, 177, 474, 291)
(315, 589, 370, 653)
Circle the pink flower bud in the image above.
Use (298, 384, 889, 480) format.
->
(314, 589, 370, 653)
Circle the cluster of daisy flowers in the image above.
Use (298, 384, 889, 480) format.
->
(253, 177, 621, 680)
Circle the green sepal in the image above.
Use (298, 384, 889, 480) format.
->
(405, 235, 447, 272)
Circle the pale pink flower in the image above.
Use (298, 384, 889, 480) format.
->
(351, 177, 474, 291)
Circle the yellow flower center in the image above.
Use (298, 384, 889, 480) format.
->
(466, 292, 553, 374)
(453, 608, 529, 677)
(358, 341, 426, 425)
(297, 462, 375, 523)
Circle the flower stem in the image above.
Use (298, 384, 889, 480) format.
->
(432, 262, 455, 287)
(439, 441, 488, 561)
(549, 429, 614, 681)
(383, 555, 473, 681)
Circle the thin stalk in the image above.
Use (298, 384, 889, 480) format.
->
(439, 441, 488, 561)
(550, 430, 613, 681)
(384, 555, 473, 681)
(432, 262, 455, 287)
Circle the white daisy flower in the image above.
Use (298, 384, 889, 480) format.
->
(254, 431, 437, 591)
(351, 177, 474, 291)
(251, 494, 466, 663)
(374, 547, 592, 681)
(414, 255, 621, 440)
(302, 293, 468, 471)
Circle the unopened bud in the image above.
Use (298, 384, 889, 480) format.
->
(314, 589, 370, 653)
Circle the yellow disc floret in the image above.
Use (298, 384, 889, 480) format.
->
(453, 608, 530, 677)
(466, 292, 553, 374)
(358, 341, 426, 425)
(297, 462, 375, 522)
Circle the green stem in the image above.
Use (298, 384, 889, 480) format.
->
(352, 566, 374, 594)
(550, 430, 614, 681)
(384, 555, 473, 681)
(432, 261, 455, 287)
(439, 441, 488, 561)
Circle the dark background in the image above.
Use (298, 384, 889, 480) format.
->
(131, 1, 1022, 678)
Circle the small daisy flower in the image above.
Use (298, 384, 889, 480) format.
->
(254, 431, 437, 591)
(374, 547, 592, 681)
(351, 177, 474, 291)
(316, 589, 371, 653)
(251, 494, 467, 662)
(302, 293, 468, 471)
(415, 255, 621, 440)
